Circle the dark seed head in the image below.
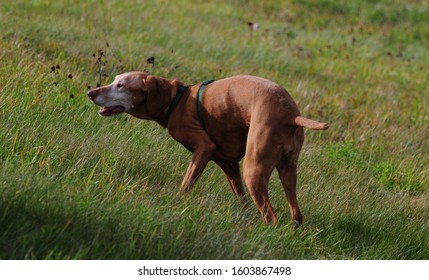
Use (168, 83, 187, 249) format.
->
(50, 66, 56, 73)
(146, 56, 155, 64)
(56, 65, 60, 69)
(69, 94, 75, 99)
(68, 73, 73, 79)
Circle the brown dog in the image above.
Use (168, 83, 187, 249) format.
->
(88, 72, 328, 225)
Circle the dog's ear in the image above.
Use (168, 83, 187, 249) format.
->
(143, 75, 178, 118)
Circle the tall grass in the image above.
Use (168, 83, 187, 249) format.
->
(0, 0, 428, 259)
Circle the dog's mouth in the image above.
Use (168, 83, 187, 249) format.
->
(99, 106, 126, 116)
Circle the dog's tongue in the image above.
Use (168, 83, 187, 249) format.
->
(99, 106, 125, 116)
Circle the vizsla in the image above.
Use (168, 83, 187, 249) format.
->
(88, 72, 328, 225)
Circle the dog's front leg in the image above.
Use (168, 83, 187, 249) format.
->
(180, 141, 216, 194)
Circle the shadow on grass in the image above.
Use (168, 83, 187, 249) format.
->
(0, 186, 251, 259)
(2, 184, 428, 259)
(0, 197, 133, 259)
(330, 214, 429, 259)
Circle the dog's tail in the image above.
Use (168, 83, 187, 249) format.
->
(293, 116, 329, 130)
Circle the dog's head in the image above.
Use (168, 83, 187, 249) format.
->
(87, 71, 149, 116)
(88, 72, 179, 120)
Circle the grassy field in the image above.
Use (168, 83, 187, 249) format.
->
(0, 0, 428, 259)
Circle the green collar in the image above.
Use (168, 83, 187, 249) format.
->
(166, 85, 188, 122)
(197, 80, 215, 131)
(166, 80, 215, 130)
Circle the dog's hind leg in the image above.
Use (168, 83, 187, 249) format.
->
(242, 127, 281, 224)
(243, 159, 277, 224)
(276, 152, 303, 227)
(215, 161, 246, 202)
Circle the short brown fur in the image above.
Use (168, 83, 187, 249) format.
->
(88, 72, 328, 225)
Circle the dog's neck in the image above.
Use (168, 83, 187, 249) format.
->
(165, 85, 189, 122)
(152, 83, 189, 127)
(127, 81, 188, 127)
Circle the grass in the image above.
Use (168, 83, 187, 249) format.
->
(0, 0, 428, 259)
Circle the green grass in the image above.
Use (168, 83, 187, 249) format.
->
(0, 0, 428, 259)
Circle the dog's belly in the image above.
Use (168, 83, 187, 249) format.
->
(205, 102, 249, 162)
(210, 129, 248, 162)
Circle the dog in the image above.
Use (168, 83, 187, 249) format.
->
(88, 72, 328, 225)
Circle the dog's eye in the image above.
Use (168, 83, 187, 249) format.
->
(117, 83, 124, 89)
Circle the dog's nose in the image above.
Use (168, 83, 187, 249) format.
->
(87, 89, 96, 100)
